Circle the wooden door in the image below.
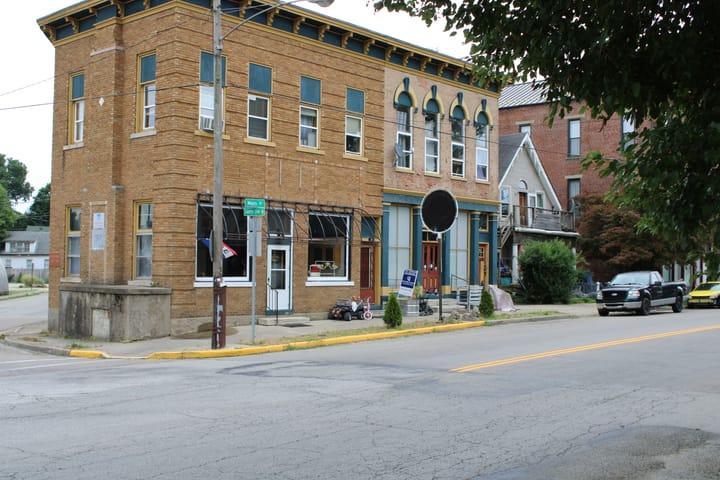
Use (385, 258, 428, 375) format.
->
(519, 192, 528, 226)
(478, 242, 489, 286)
(422, 241, 439, 294)
(359, 245, 375, 304)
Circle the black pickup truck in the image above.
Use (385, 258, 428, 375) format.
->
(596, 271, 688, 316)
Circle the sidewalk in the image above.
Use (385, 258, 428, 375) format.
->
(2, 301, 598, 360)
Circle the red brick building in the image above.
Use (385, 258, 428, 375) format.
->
(499, 82, 631, 214)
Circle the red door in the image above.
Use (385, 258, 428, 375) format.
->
(422, 242, 439, 294)
(360, 245, 375, 304)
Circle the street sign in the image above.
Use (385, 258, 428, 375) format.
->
(244, 198, 265, 216)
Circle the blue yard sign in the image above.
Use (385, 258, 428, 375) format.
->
(398, 269, 418, 297)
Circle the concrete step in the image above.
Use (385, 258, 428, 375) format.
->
(257, 316, 312, 327)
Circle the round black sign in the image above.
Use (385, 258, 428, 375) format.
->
(421, 189, 458, 233)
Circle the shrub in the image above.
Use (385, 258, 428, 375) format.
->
(383, 293, 403, 329)
(21, 275, 45, 288)
(519, 240, 576, 304)
(479, 288, 494, 317)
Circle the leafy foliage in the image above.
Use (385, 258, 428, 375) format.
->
(478, 288, 494, 317)
(375, 0, 720, 260)
(26, 183, 50, 227)
(576, 194, 680, 281)
(519, 240, 576, 304)
(383, 293, 403, 329)
(0, 184, 18, 239)
(0, 153, 33, 204)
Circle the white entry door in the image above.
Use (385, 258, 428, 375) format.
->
(267, 245, 291, 312)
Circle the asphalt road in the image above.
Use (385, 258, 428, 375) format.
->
(1, 307, 719, 479)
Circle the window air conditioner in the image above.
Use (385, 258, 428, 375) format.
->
(200, 115, 214, 131)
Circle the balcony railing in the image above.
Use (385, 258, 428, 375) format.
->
(500, 205, 575, 233)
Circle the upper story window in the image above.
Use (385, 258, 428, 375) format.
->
(345, 88, 364, 156)
(450, 106, 466, 177)
(475, 112, 489, 181)
(500, 187, 510, 216)
(7, 241, 31, 253)
(69, 73, 85, 144)
(299, 76, 320, 148)
(568, 118, 581, 157)
(138, 53, 156, 130)
(66, 206, 81, 276)
(134, 202, 153, 279)
(519, 123, 532, 135)
(622, 114, 635, 150)
(567, 178, 581, 216)
(199, 51, 225, 132)
(248, 63, 272, 141)
(395, 92, 413, 169)
(424, 113, 439, 174)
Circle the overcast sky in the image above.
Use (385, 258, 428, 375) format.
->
(0, 0, 467, 211)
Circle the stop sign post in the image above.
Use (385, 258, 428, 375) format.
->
(420, 189, 458, 322)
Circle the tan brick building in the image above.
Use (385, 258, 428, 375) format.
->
(39, 0, 499, 338)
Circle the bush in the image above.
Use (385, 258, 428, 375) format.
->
(19, 274, 45, 288)
(479, 288, 494, 317)
(519, 240, 576, 304)
(383, 293, 403, 329)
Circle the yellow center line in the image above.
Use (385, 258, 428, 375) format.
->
(451, 324, 720, 373)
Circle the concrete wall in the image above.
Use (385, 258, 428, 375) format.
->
(58, 284, 171, 341)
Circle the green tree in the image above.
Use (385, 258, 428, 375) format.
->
(576, 194, 680, 281)
(0, 184, 19, 239)
(0, 153, 34, 204)
(26, 183, 50, 227)
(383, 293, 403, 329)
(519, 240, 576, 304)
(478, 288, 494, 317)
(375, 0, 720, 254)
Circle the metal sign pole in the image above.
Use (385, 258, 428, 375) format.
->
(438, 233, 443, 323)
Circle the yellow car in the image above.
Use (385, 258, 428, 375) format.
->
(687, 281, 720, 308)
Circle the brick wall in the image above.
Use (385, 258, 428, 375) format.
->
(498, 101, 621, 206)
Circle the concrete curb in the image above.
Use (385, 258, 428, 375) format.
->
(2, 338, 70, 357)
(4, 311, 589, 360)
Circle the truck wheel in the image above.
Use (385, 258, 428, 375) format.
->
(343, 311, 352, 321)
(598, 309, 609, 317)
(638, 297, 651, 316)
(672, 294, 683, 313)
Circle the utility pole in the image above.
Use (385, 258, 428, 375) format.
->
(211, 0, 225, 349)
(210, 0, 335, 349)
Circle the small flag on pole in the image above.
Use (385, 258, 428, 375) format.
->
(199, 238, 238, 259)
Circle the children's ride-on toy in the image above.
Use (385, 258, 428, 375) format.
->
(328, 297, 373, 321)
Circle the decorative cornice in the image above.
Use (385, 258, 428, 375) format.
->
(37, 0, 497, 92)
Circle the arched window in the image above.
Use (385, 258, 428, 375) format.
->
(424, 98, 440, 173)
(450, 105, 466, 177)
(395, 91, 413, 168)
(475, 112, 489, 181)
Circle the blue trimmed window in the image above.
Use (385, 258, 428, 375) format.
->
(475, 113, 489, 181)
(248, 64, 272, 140)
(345, 88, 364, 155)
(139, 53, 156, 130)
(395, 92, 413, 169)
(424, 98, 440, 174)
(199, 51, 225, 131)
(70, 73, 85, 143)
(300, 76, 320, 148)
(450, 106, 466, 177)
